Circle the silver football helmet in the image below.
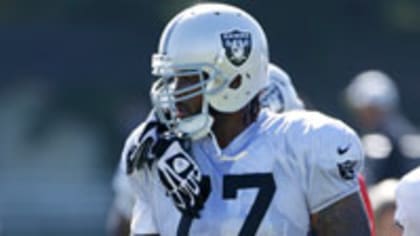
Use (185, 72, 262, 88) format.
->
(345, 70, 399, 112)
(150, 3, 269, 140)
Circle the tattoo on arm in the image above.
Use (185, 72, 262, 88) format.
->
(310, 192, 370, 236)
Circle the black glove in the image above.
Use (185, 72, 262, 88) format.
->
(125, 111, 168, 174)
(125, 111, 211, 218)
(156, 135, 211, 218)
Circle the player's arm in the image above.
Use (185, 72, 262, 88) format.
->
(310, 192, 370, 236)
(107, 205, 131, 236)
(107, 165, 137, 236)
(299, 114, 370, 235)
(107, 173, 133, 235)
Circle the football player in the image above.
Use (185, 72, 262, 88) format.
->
(125, 3, 370, 236)
(107, 64, 304, 236)
(107, 61, 304, 236)
(345, 70, 420, 185)
(395, 167, 420, 236)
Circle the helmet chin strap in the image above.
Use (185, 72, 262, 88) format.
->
(176, 113, 214, 140)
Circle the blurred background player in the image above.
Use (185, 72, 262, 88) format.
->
(345, 70, 420, 185)
(369, 179, 401, 236)
(395, 166, 420, 236)
(259, 63, 304, 112)
(106, 62, 304, 236)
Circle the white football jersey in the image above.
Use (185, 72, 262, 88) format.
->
(127, 110, 364, 236)
(395, 166, 420, 236)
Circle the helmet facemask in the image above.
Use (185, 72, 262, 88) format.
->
(151, 61, 229, 140)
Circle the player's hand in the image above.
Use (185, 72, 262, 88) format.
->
(156, 136, 211, 218)
(125, 111, 168, 174)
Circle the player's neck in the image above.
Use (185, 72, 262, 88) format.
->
(211, 109, 258, 149)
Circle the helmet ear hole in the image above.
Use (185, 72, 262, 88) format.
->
(202, 71, 210, 80)
(229, 74, 242, 89)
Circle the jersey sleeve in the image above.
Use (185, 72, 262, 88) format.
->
(302, 115, 364, 213)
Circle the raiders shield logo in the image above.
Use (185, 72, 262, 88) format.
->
(221, 30, 252, 67)
(337, 160, 357, 180)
